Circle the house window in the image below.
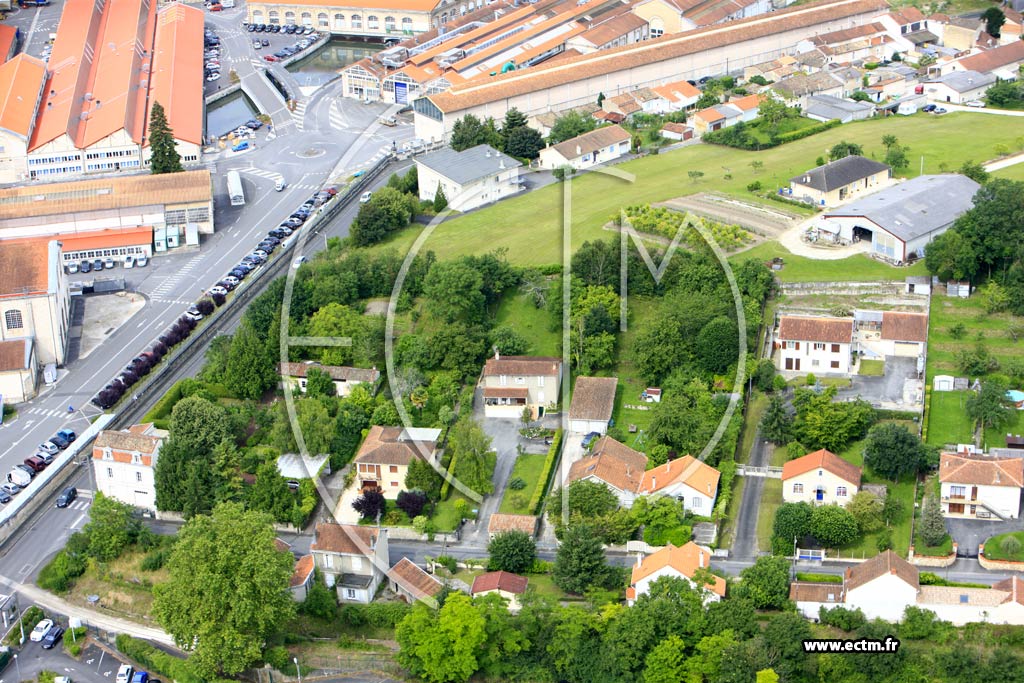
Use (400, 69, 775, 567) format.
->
(813, 343, 825, 351)
(136, 471, 143, 482)
(391, 481, 399, 487)
(346, 589, 356, 599)
(515, 377, 525, 384)
(131, 453, 142, 464)
(106, 468, 113, 478)
(538, 376, 545, 387)
(793, 483, 803, 493)
(950, 485, 966, 498)
(351, 14, 362, 28)
(691, 497, 702, 509)
(385, 16, 395, 31)
(103, 449, 113, 461)
(831, 344, 841, 353)
(367, 15, 379, 29)
(499, 375, 507, 386)
(811, 360, 820, 368)
(390, 465, 398, 473)
(836, 486, 847, 497)
(324, 554, 334, 568)
(784, 341, 796, 349)
(4, 310, 23, 330)
(830, 361, 840, 369)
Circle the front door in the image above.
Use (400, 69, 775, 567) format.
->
(949, 503, 964, 514)
(815, 487, 825, 502)
(971, 486, 978, 501)
(785, 358, 793, 370)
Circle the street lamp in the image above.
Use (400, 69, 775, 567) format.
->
(293, 657, 301, 683)
(14, 653, 21, 683)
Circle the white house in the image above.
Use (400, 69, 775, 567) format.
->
(627, 542, 726, 606)
(813, 174, 980, 264)
(278, 362, 380, 397)
(538, 124, 632, 171)
(776, 315, 854, 374)
(0, 338, 38, 404)
(481, 352, 562, 419)
(92, 423, 167, 511)
(310, 523, 389, 603)
(638, 455, 721, 515)
(471, 571, 529, 612)
(568, 376, 618, 434)
(855, 310, 928, 359)
(803, 94, 876, 124)
(389, 557, 444, 604)
(415, 144, 522, 212)
(939, 450, 1023, 520)
(788, 155, 891, 208)
(782, 449, 862, 506)
(0, 240, 70, 367)
(565, 436, 649, 507)
(650, 79, 701, 112)
(923, 70, 996, 104)
(289, 555, 315, 602)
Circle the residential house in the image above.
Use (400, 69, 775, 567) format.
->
(639, 456, 721, 515)
(567, 9, 650, 53)
(0, 240, 69, 367)
(481, 352, 562, 419)
(788, 156, 891, 207)
(940, 16, 982, 52)
(692, 105, 734, 135)
(415, 144, 522, 212)
(278, 361, 380, 397)
(631, 0, 774, 36)
(923, 70, 996, 104)
(604, 93, 643, 119)
(781, 448, 862, 505)
(538, 124, 632, 171)
(650, 79, 701, 112)
(0, 339, 37, 404)
(776, 315, 854, 374)
(389, 557, 444, 603)
(530, 104, 602, 138)
(487, 513, 539, 539)
(772, 71, 845, 106)
(804, 94, 876, 124)
(354, 426, 441, 497)
(568, 376, 618, 434)
(92, 423, 168, 511)
(797, 22, 893, 63)
(471, 571, 529, 611)
(290, 555, 315, 602)
(310, 523, 389, 603)
(1000, 8, 1024, 45)
(659, 122, 693, 141)
(627, 542, 726, 606)
(566, 436, 649, 507)
(813, 174, 980, 263)
(794, 48, 830, 72)
(876, 6, 927, 38)
(940, 450, 1024, 520)
(945, 39, 1024, 78)
(744, 55, 800, 82)
(855, 311, 928, 359)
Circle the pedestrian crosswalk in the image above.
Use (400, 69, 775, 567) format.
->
(292, 100, 308, 131)
(23, 406, 70, 419)
(65, 498, 91, 512)
(235, 167, 319, 190)
(151, 297, 194, 306)
(149, 253, 207, 298)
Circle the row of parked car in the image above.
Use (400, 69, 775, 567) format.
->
(3, 429, 77, 502)
(247, 22, 317, 34)
(205, 27, 222, 82)
(67, 254, 148, 275)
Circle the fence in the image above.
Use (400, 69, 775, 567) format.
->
(735, 464, 783, 478)
(253, 654, 403, 683)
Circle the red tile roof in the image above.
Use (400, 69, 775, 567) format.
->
(567, 436, 648, 492)
(568, 376, 618, 422)
(290, 555, 315, 588)
(778, 315, 853, 344)
(0, 54, 47, 140)
(639, 455, 720, 497)
(0, 239, 52, 297)
(0, 339, 32, 372)
(487, 513, 538, 535)
(880, 311, 928, 343)
(354, 425, 437, 466)
(389, 557, 443, 600)
(471, 570, 529, 595)
(630, 542, 726, 597)
(312, 523, 382, 556)
(483, 355, 561, 377)
(0, 25, 17, 63)
(939, 452, 1024, 488)
(958, 40, 1024, 73)
(782, 449, 862, 487)
(145, 4, 205, 147)
(844, 550, 918, 591)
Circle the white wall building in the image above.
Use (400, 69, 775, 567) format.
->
(568, 376, 618, 434)
(638, 455, 721, 515)
(782, 449, 862, 506)
(628, 542, 726, 606)
(0, 339, 38, 404)
(776, 315, 854, 375)
(92, 423, 167, 511)
(923, 70, 996, 104)
(939, 451, 1023, 520)
(278, 362, 380, 397)
(538, 124, 632, 171)
(311, 523, 389, 603)
(0, 240, 70, 367)
(481, 353, 562, 419)
(415, 144, 522, 212)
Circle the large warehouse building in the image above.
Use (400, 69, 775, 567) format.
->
(413, 0, 890, 140)
(0, 171, 214, 265)
(0, 0, 204, 184)
(813, 174, 980, 264)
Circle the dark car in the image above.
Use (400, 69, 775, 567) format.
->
(56, 429, 76, 443)
(217, 279, 237, 291)
(49, 434, 69, 449)
(23, 456, 46, 473)
(229, 268, 248, 280)
(80, 260, 92, 273)
(41, 625, 64, 649)
(922, 103, 937, 112)
(262, 38, 270, 46)
(93, 258, 104, 271)
(257, 242, 278, 253)
(268, 228, 288, 239)
(248, 24, 256, 31)
(0, 490, 11, 504)
(56, 486, 77, 508)
(274, 50, 287, 58)
(234, 262, 254, 274)
(260, 234, 280, 245)
(245, 119, 262, 129)
(15, 464, 36, 479)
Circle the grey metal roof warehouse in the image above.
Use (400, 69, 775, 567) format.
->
(791, 155, 890, 193)
(825, 174, 980, 242)
(415, 144, 522, 185)
(928, 70, 996, 93)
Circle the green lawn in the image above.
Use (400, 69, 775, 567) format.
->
(717, 475, 745, 549)
(858, 360, 885, 377)
(493, 292, 560, 357)
(982, 530, 1024, 561)
(499, 453, 547, 515)
(984, 409, 1024, 449)
(433, 493, 473, 532)
(926, 295, 1024, 380)
(368, 113, 1022, 268)
(755, 478, 783, 555)
(735, 242, 928, 284)
(926, 391, 974, 448)
(612, 297, 660, 452)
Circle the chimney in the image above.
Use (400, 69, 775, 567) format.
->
(699, 551, 705, 568)
(576, 144, 582, 156)
(495, 348, 500, 360)
(499, 158, 505, 169)
(651, 476, 656, 489)
(636, 554, 642, 567)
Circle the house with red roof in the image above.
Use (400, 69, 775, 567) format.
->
(311, 523, 389, 603)
(782, 449, 862, 506)
(471, 571, 529, 611)
(92, 423, 168, 511)
(627, 541, 726, 606)
(775, 315, 854, 375)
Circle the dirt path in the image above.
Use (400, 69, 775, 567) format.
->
(658, 193, 801, 239)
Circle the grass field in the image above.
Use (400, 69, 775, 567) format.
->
(926, 390, 975, 448)
(717, 476, 745, 549)
(66, 547, 165, 623)
(859, 360, 885, 376)
(493, 292, 560, 357)
(735, 242, 928, 283)
(499, 453, 548, 515)
(612, 297, 660, 451)
(981, 530, 1024, 561)
(368, 113, 1021, 267)
(984, 409, 1024, 449)
(755, 478, 783, 554)
(927, 295, 1024, 379)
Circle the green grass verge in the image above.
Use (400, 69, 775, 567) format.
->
(796, 572, 843, 584)
(737, 391, 770, 464)
(432, 493, 472, 532)
(366, 113, 1020, 268)
(984, 409, 1023, 449)
(499, 453, 548, 515)
(981, 530, 1024, 561)
(717, 476, 745, 549)
(612, 297, 660, 452)
(925, 391, 974, 448)
(858, 359, 885, 377)
(913, 534, 954, 557)
(493, 292, 560, 357)
(755, 478, 783, 555)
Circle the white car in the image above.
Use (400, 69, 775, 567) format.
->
(965, 100, 986, 108)
(209, 285, 229, 297)
(292, 256, 307, 269)
(206, 73, 221, 82)
(359, 191, 373, 203)
(30, 619, 54, 642)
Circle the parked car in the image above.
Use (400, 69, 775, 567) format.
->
(934, 107, 947, 114)
(232, 140, 250, 152)
(0, 491, 11, 504)
(253, 40, 262, 49)
(184, 306, 204, 322)
(234, 262, 254, 274)
(261, 39, 270, 47)
(2, 483, 21, 496)
(379, 115, 397, 127)
(48, 433, 69, 449)
(248, 23, 257, 31)
(966, 100, 986, 108)
(56, 429, 76, 443)
(93, 259, 104, 271)
(66, 262, 79, 274)
(56, 487, 77, 508)
(209, 285, 228, 297)
(217, 279, 237, 291)
(264, 55, 280, 62)
(136, 255, 148, 267)
(222, 275, 240, 287)
(80, 260, 92, 273)
(229, 268, 248, 280)
(116, 665, 134, 683)
(30, 619, 54, 642)
(103, 257, 115, 269)
(15, 464, 35, 479)
(245, 119, 262, 129)
(359, 191, 373, 203)
(208, 3, 223, 10)
(36, 451, 55, 465)
(132, 672, 149, 683)
(921, 103, 936, 112)
(38, 441, 59, 455)
(292, 255, 307, 269)
(23, 456, 46, 473)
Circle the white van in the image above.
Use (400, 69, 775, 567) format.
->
(136, 255, 149, 267)
(123, 254, 135, 268)
(275, 179, 285, 191)
(7, 469, 31, 488)
(116, 665, 133, 683)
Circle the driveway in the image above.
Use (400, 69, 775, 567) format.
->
(730, 429, 772, 560)
(836, 356, 920, 408)
(945, 513, 1024, 558)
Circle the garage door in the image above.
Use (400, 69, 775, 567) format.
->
(893, 342, 919, 357)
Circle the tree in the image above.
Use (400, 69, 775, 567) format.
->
(548, 111, 596, 145)
(501, 107, 528, 134)
(772, 502, 813, 547)
(982, 6, 1006, 37)
(850, 90, 872, 102)
(396, 594, 487, 683)
(967, 378, 1013, 430)
(299, 573, 337, 621)
(760, 395, 792, 445)
(488, 530, 537, 574)
(410, 386, 429, 414)
(304, 367, 336, 398)
(448, 417, 495, 495)
(810, 504, 859, 547)
(406, 457, 443, 501)
(643, 635, 688, 683)
(552, 165, 576, 182)
(152, 503, 295, 678)
(564, 479, 619, 519)
(953, 178, 1024, 277)
(351, 187, 416, 246)
(756, 97, 791, 133)
(450, 114, 502, 152)
(397, 490, 428, 519)
(985, 80, 1024, 108)
(352, 490, 387, 521)
(791, 387, 874, 452)
(828, 141, 864, 161)
(504, 125, 544, 159)
(433, 185, 448, 212)
(553, 523, 612, 594)
(695, 92, 719, 109)
(925, 229, 977, 282)
(846, 491, 884, 534)
(884, 144, 910, 172)
(918, 494, 947, 548)
(959, 160, 990, 184)
(687, 170, 705, 183)
(424, 261, 486, 324)
(695, 316, 738, 374)
(735, 556, 790, 609)
(224, 321, 277, 400)
(155, 396, 233, 516)
(863, 423, 933, 481)
(82, 493, 144, 561)
(148, 102, 183, 174)
(489, 326, 530, 356)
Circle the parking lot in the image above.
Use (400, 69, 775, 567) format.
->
(2, 1, 64, 58)
(11, 624, 129, 683)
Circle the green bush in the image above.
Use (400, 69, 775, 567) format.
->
(37, 550, 86, 593)
(140, 547, 172, 571)
(263, 645, 291, 672)
(530, 429, 563, 515)
(63, 627, 87, 657)
(142, 380, 185, 422)
(712, 459, 737, 519)
(774, 119, 841, 143)
(339, 602, 411, 629)
(508, 477, 527, 490)
(115, 634, 203, 683)
(435, 555, 458, 573)
(439, 451, 458, 501)
(528, 559, 554, 574)
(5, 606, 44, 646)
(643, 524, 692, 547)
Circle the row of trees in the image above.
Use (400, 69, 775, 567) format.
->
(450, 108, 545, 159)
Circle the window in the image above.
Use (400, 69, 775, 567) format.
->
(346, 589, 356, 599)
(107, 468, 113, 478)
(385, 16, 395, 31)
(318, 12, 328, 27)
(793, 483, 803, 493)
(136, 471, 143, 482)
(131, 453, 141, 464)
(950, 485, 966, 498)
(830, 361, 840, 369)
(391, 481, 399, 487)
(334, 13, 345, 28)
(367, 15, 379, 29)
(103, 449, 113, 461)
(784, 341, 796, 349)
(499, 375, 507, 386)
(691, 497, 702, 509)
(811, 360, 820, 368)
(389, 465, 398, 473)
(836, 486, 847, 497)
(813, 343, 825, 351)
(831, 343, 841, 353)
(515, 376, 525, 384)
(4, 309, 23, 330)
(351, 14, 362, 28)
(187, 207, 210, 223)
(402, 17, 412, 31)
(538, 376, 545, 387)
(324, 554, 333, 568)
